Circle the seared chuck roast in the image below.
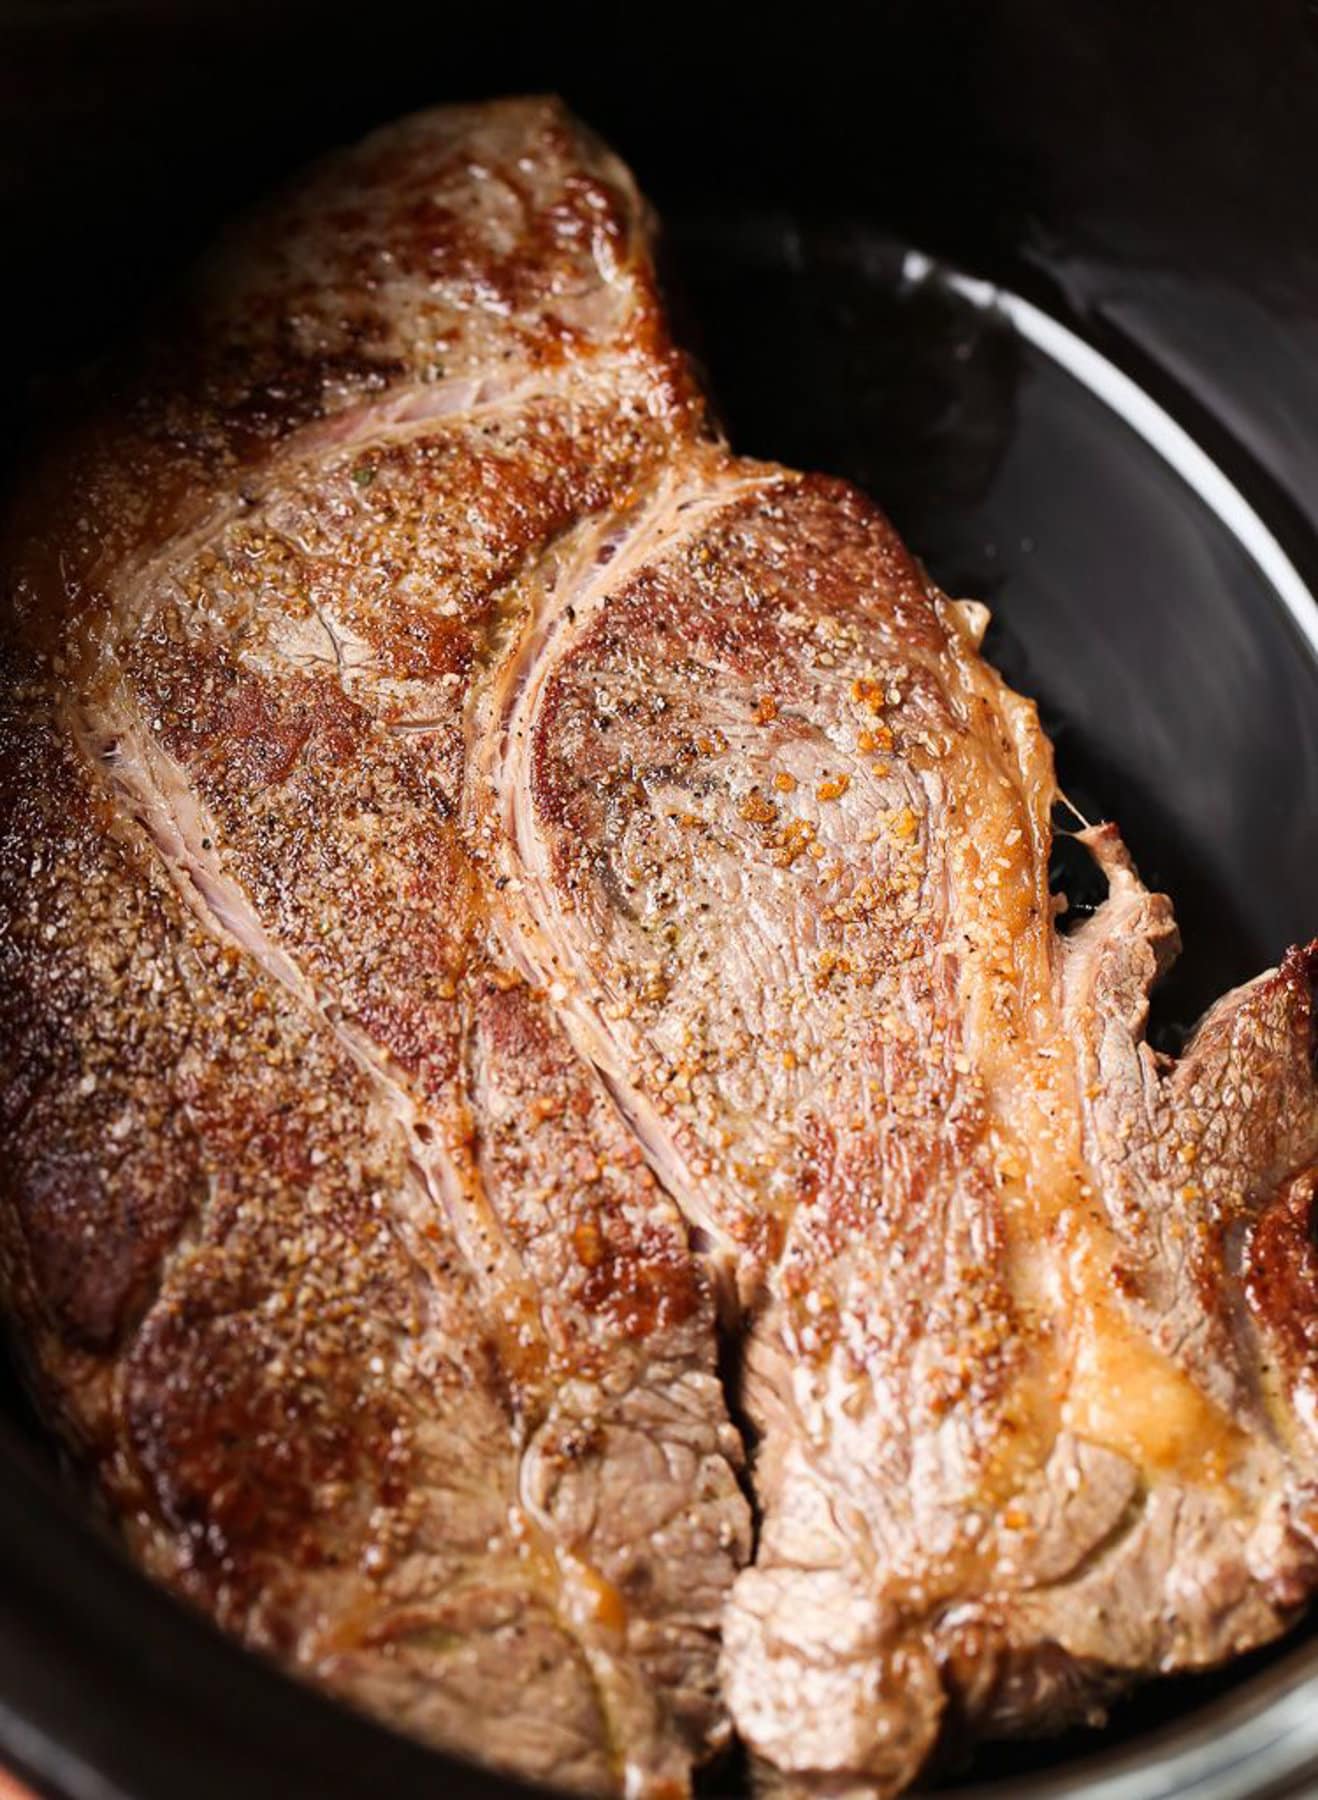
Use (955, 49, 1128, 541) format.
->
(2, 98, 1316, 1799)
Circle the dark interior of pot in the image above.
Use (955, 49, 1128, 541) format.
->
(2, 2, 1317, 1795)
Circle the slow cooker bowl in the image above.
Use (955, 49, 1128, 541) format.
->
(3, 2, 1317, 1794)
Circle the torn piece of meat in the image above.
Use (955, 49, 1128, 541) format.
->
(3, 96, 1317, 1800)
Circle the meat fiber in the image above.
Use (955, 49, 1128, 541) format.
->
(2, 97, 1316, 1799)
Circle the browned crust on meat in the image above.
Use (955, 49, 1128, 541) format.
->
(2, 94, 1317, 1800)
(0, 97, 746, 1800)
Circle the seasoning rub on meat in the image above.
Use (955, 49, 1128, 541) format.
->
(2, 98, 1316, 1799)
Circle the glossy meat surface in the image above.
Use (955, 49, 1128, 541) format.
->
(2, 97, 1317, 1798)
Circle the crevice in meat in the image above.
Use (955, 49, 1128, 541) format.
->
(1048, 816, 1111, 937)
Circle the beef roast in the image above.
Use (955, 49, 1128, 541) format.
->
(2, 97, 1317, 1799)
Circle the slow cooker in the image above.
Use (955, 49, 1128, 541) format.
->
(2, 1, 1316, 1794)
